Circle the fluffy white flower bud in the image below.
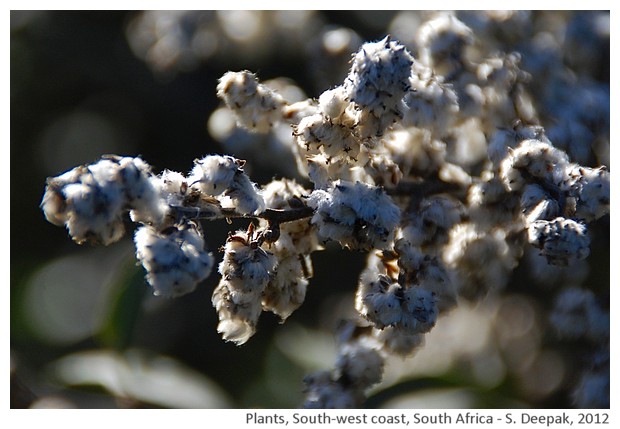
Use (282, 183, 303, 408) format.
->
(216, 70, 286, 133)
(467, 174, 522, 228)
(294, 113, 361, 160)
(527, 217, 590, 266)
(59, 173, 125, 245)
(260, 178, 320, 256)
(219, 229, 278, 293)
(318, 86, 349, 120)
(394, 238, 455, 311)
(307, 180, 400, 250)
(212, 226, 280, 344)
(189, 155, 265, 215)
(118, 157, 168, 226)
(356, 273, 438, 335)
(477, 52, 526, 89)
(356, 275, 403, 329)
(157, 169, 187, 208)
(352, 153, 403, 189)
(334, 342, 384, 389)
(224, 171, 266, 215)
(41, 166, 84, 227)
(305, 154, 353, 189)
(401, 287, 437, 334)
(383, 128, 447, 177)
(134, 222, 214, 297)
(402, 62, 459, 136)
(559, 165, 610, 222)
(261, 255, 309, 321)
(487, 124, 550, 168)
(343, 36, 413, 138)
(499, 139, 570, 191)
(417, 13, 473, 71)
(261, 178, 308, 209)
(212, 280, 262, 345)
(188, 155, 239, 196)
(42, 156, 157, 245)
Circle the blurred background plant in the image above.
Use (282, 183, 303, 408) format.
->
(11, 10, 609, 409)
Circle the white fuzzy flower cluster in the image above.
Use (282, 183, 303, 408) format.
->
(217, 70, 286, 133)
(499, 137, 609, 265)
(221, 37, 419, 190)
(346, 237, 452, 362)
(560, 164, 610, 222)
(211, 188, 320, 345)
(134, 221, 214, 297)
(42, 13, 610, 409)
(189, 154, 264, 214)
(527, 218, 590, 266)
(500, 138, 611, 219)
(307, 180, 400, 251)
(417, 13, 474, 73)
(40, 153, 278, 307)
(443, 222, 521, 300)
(41, 150, 325, 347)
(475, 52, 534, 128)
(500, 139, 570, 192)
(402, 61, 459, 137)
(342, 36, 413, 139)
(212, 226, 278, 345)
(41, 155, 162, 245)
(294, 90, 362, 169)
(205, 23, 609, 408)
(259, 179, 321, 321)
(356, 274, 437, 334)
(487, 123, 549, 168)
(419, 16, 535, 135)
(41, 153, 267, 245)
(303, 323, 384, 408)
(313, 37, 413, 184)
(260, 255, 309, 321)
(393, 238, 455, 309)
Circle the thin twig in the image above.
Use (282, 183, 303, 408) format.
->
(171, 205, 314, 224)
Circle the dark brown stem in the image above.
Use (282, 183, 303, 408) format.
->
(172, 205, 314, 224)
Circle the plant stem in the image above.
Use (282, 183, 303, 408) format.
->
(171, 205, 314, 224)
